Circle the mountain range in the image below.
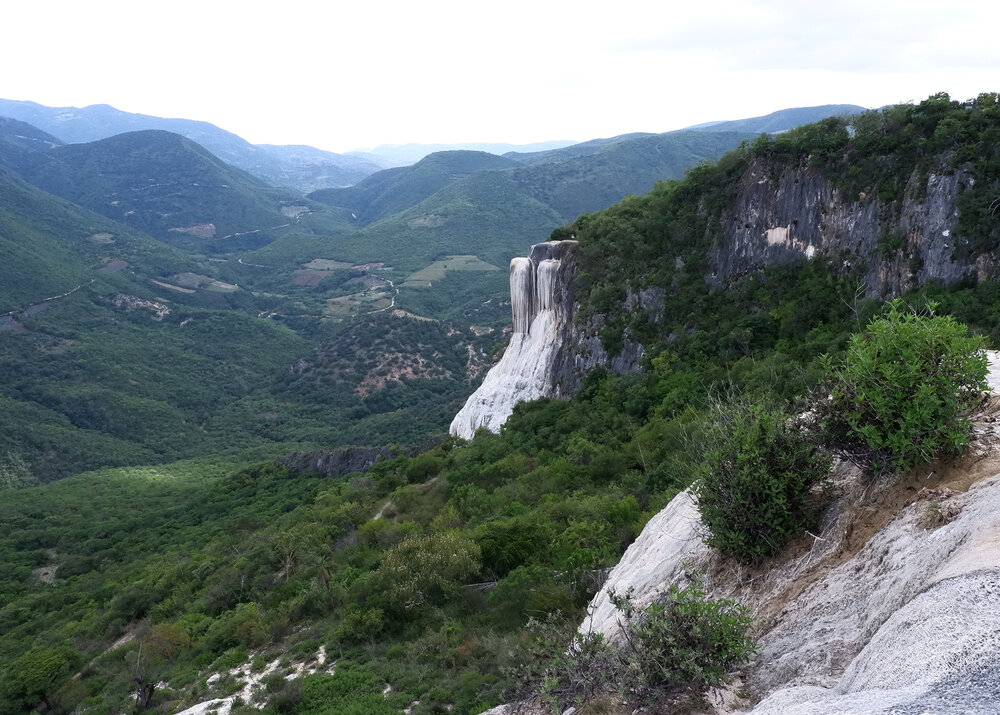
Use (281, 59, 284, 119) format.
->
(0, 98, 866, 193)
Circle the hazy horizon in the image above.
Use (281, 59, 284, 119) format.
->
(2, 0, 997, 153)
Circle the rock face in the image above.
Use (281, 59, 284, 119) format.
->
(449, 241, 578, 438)
(750, 475, 1000, 713)
(276, 446, 393, 478)
(581, 490, 710, 639)
(709, 159, 989, 297)
(582, 402, 1000, 713)
(450, 239, 644, 438)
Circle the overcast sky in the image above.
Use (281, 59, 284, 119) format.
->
(3, 0, 998, 153)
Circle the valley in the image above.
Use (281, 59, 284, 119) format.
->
(2, 93, 999, 714)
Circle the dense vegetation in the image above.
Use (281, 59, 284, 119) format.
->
(3, 251, 997, 712)
(2, 94, 999, 713)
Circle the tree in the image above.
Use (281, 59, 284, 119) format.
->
(365, 531, 481, 611)
(127, 624, 193, 709)
(0, 645, 77, 712)
(0, 452, 36, 489)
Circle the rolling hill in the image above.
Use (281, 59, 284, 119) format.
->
(5, 130, 300, 247)
(509, 130, 757, 222)
(352, 138, 578, 166)
(0, 166, 190, 308)
(308, 150, 521, 226)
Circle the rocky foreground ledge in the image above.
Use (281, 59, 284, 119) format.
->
(570, 351, 1000, 714)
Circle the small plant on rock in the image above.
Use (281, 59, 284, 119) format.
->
(694, 401, 831, 560)
(512, 582, 754, 711)
(611, 583, 755, 708)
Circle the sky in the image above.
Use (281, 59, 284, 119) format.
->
(2, 0, 999, 153)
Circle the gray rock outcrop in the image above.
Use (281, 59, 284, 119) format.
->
(709, 159, 989, 297)
(277, 446, 393, 478)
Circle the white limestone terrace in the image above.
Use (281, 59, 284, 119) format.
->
(449, 240, 577, 439)
(581, 351, 1000, 714)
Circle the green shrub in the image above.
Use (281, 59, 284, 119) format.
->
(509, 613, 618, 710)
(694, 403, 831, 559)
(822, 300, 988, 474)
(611, 583, 754, 706)
(513, 582, 754, 711)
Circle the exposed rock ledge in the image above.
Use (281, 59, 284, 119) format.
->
(580, 356, 1000, 713)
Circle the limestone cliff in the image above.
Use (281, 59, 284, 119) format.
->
(708, 158, 991, 297)
(450, 239, 642, 438)
(450, 241, 578, 438)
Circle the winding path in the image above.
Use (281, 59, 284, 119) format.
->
(1, 278, 95, 318)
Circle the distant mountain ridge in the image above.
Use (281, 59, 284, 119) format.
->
(352, 140, 579, 167)
(685, 104, 867, 133)
(0, 99, 869, 197)
(0, 99, 384, 193)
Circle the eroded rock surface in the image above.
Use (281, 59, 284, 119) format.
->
(581, 365, 1000, 713)
(709, 160, 986, 298)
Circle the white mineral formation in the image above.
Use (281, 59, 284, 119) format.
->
(449, 241, 576, 439)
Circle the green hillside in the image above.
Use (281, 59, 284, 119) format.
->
(308, 150, 520, 226)
(0, 117, 62, 155)
(502, 131, 657, 165)
(0, 168, 189, 308)
(510, 129, 756, 221)
(9, 130, 297, 246)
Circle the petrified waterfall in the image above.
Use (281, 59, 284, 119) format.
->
(449, 240, 577, 439)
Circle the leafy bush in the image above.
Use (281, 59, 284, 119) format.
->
(694, 403, 831, 559)
(822, 300, 988, 474)
(508, 613, 619, 710)
(513, 582, 754, 711)
(611, 583, 754, 706)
